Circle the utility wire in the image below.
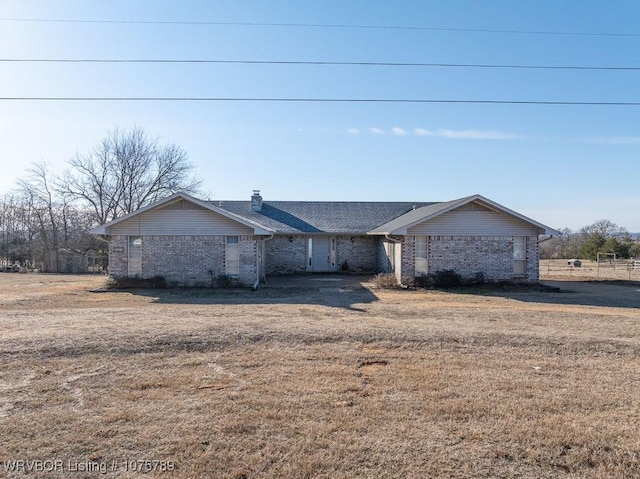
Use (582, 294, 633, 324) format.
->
(1, 97, 639, 106)
(2, 58, 639, 71)
(0, 17, 638, 37)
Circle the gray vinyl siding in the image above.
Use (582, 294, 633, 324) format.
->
(108, 203, 253, 236)
(407, 210, 540, 236)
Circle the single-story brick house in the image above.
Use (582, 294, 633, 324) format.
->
(90, 190, 558, 287)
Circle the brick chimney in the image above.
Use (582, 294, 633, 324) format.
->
(251, 190, 263, 211)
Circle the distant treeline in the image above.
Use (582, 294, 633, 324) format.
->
(540, 220, 640, 260)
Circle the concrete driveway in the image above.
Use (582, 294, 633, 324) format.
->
(263, 274, 377, 291)
(261, 274, 640, 309)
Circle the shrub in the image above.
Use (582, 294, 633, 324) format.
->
(413, 274, 431, 289)
(414, 271, 487, 290)
(468, 272, 485, 285)
(215, 274, 240, 288)
(146, 275, 168, 288)
(432, 269, 462, 289)
(104, 275, 167, 289)
(374, 273, 398, 289)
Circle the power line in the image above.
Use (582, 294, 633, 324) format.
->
(1, 97, 639, 106)
(2, 58, 639, 71)
(0, 17, 638, 38)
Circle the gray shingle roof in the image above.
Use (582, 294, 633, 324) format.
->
(369, 194, 559, 235)
(369, 196, 474, 234)
(213, 201, 437, 234)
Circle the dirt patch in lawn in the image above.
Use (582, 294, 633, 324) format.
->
(1, 273, 639, 478)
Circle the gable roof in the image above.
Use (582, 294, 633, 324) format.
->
(90, 192, 558, 237)
(89, 192, 274, 235)
(369, 194, 559, 235)
(215, 201, 434, 234)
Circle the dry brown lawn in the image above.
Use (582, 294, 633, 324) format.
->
(1, 272, 639, 478)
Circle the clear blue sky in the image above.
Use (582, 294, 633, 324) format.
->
(1, 1, 639, 231)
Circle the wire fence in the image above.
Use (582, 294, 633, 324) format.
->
(541, 259, 640, 281)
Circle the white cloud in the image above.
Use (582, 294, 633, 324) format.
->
(414, 128, 518, 140)
(346, 128, 361, 134)
(391, 127, 407, 136)
(414, 128, 432, 137)
(369, 127, 385, 135)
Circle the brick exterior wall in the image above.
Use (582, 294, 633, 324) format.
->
(238, 236, 258, 283)
(335, 236, 377, 273)
(108, 235, 257, 287)
(108, 236, 129, 278)
(107, 233, 540, 287)
(525, 236, 539, 282)
(265, 235, 379, 274)
(401, 235, 540, 283)
(400, 236, 416, 284)
(265, 235, 308, 274)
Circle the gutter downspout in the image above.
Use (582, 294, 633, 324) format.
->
(253, 234, 274, 290)
(537, 234, 554, 245)
(384, 234, 401, 243)
(384, 233, 403, 285)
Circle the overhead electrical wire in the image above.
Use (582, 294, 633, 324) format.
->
(1, 97, 639, 106)
(2, 58, 639, 71)
(2, 18, 637, 107)
(0, 17, 638, 38)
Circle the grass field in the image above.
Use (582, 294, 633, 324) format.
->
(1, 272, 639, 478)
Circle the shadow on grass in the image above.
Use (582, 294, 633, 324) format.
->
(105, 275, 379, 312)
(446, 280, 640, 309)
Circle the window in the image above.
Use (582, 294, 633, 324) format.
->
(128, 236, 142, 276)
(513, 236, 526, 276)
(415, 236, 428, 275)
(226, 236, 239, 277)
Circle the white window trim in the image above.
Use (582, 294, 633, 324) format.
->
(226, 236, 240, 277)
(128, 236, 142, 277)
(415, 235, 428, 276)
(513, 236, 526, 277)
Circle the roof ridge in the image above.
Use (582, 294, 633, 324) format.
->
(208, 199, 441, 204)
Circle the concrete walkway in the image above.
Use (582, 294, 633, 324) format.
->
(262, 274, 377, 290)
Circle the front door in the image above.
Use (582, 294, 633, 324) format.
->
(309, 237, 335, 272)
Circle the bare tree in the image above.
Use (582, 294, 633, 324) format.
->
(580, 219, 628, 239)
(18, 162, 63, 271)
(58, 127, 201, 224)
(11, 162, 103, 272)
(540, 227, 584, 259)
(1, 128, 200, 272)
(0, 192, 31, 266)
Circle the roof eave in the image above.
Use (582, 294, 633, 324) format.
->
(471, 195, 561, 236)
(369, 194, 560, 236)
(90, 192, 274, 236)
(367, 229, 407, 235)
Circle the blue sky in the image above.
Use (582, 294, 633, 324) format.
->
(1, 1, 639, 231)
